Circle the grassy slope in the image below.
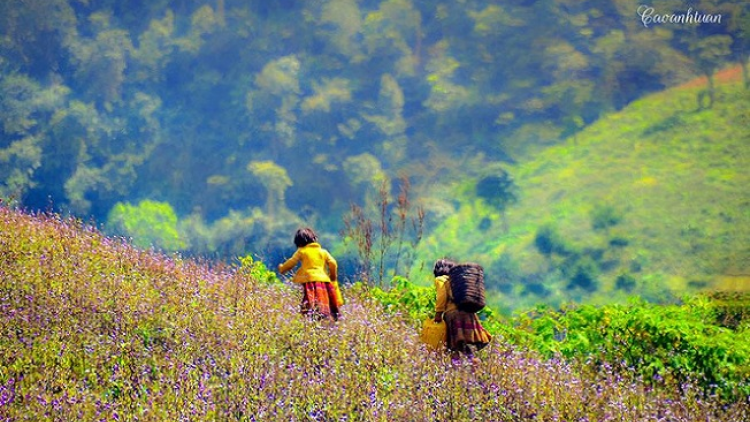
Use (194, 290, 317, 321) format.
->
(418, 70, 749, 312)
(2, 206, 748, 421)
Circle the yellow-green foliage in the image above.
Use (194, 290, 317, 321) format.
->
(2, 205, 749, 420)
(106, 199, 186, 251)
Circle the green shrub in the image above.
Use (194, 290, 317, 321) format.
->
(506, 298, 750, 400)
(590, 204, 622, 231)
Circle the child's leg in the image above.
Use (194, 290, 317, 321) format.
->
(464, 344, 477, 359)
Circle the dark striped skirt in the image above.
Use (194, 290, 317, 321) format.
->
(443, 310, 492, 353)
(301, 281, 341, 321)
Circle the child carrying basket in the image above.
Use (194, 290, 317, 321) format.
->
(429, 259, 492, 365)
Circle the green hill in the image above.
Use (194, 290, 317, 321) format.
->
(418, 73, 750, 312)
(3, 205, 749, 420)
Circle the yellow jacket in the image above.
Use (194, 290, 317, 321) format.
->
(278, 243, 338, 284)
(434, 275, 458, 314)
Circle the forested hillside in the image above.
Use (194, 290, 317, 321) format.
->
(2, 0, 748, 310)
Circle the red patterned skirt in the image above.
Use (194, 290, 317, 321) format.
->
(301, 282, 341, 321)
(443, 310, 492, 353)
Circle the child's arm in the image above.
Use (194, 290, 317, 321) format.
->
(434, 277, 448, 322)
(325, 251, 338, 281)
(278, 250, 300, 275)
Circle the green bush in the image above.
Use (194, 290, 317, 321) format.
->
(238, 254, 279, 284)
(504, 298, 750, 400)
(590, 204, 622, 231)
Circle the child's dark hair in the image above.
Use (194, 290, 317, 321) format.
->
(294, 227, 318, 247)
(433, 258, 456, 277)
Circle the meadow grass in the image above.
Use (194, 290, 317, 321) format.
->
(1, 205, 748, 421)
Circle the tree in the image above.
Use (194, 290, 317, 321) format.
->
(316, 0, 364, 62)
(0, 0, 76, 78)
(590, 203, 622, 232)
(362, 74, 407, 163)
(131, 10, 177, 83)
(726, 3, 750, 89)
(689, 35, 732, 108)
(361, 0, 422, 77)
(540, 40, 596, 134)
(247, 160, 292, 216)
(476, 170, 518, 233)
(422, 40, 475, 113)
(248, 55, 302, 149)
(0, 74, 69, 201)
(476, 171, 517, 213)
(565, 255, 600, 293)
(301, 77, 353, 114)
(534, 224, 569, 257)
(106, 199, 186, 251)
(342, 153, 387, 212)
(52, 92, 163, 216)
(67, 11, 134, 105)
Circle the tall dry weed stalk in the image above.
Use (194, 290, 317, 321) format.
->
(342, 175, 424, 287)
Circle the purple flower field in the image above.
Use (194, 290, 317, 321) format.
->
(1, 205, 748, 421)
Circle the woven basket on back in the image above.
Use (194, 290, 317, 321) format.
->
(449, 262, 485, 313)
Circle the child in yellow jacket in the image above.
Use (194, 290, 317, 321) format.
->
(279, 227, 341, 321)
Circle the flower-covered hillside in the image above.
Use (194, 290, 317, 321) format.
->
(0, 205, 747, 421)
